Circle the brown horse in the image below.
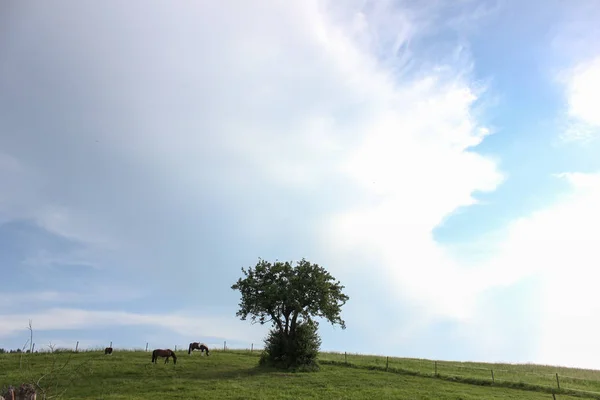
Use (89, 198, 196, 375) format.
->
(188, 342, 210, 356)
(151, 349, 177, 364)
(104, 347, 113, 355)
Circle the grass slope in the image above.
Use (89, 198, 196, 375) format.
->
(0, 350, 593, 399)
(320, 352, 600, 396)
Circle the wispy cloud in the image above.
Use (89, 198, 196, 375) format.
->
(559, 56, 600, 143)
(549, 0, 600, 144)
(0, 287, 147, 311)
(0, 308, 267, 346)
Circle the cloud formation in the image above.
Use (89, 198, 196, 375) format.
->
(0, 308, 265, 346)
(560, 57, 600, 142)
(0, 2, 500, 284)
(1, 0, 599, 369)
(470, 172, 600, 368)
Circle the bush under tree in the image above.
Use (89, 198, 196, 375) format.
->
(260, 318, 322, 371)
(231, 258, 349, 371)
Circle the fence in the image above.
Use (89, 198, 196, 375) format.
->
(318, 352, 600, 398)
(7, 341, 600, 397)
(8, 341, 263, 354)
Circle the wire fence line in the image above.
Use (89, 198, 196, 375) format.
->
(6, 340, 264, 354)
(319, 351, 600, 397)
(8, 342, 600, 397)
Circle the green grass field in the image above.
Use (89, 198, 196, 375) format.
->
(1, 349, 599, 399)
(320, 352, 600, 395)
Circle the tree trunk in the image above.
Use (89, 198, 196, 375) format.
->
(290, 311, 299, 340)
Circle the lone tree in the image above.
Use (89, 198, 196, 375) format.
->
(231, 258, 349, 370)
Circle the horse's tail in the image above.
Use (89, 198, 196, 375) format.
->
(151, 349, 156, 363)
(188, 343, 192, 355)
(171, 350, 177, 364)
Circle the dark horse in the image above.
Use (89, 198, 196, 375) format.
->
(151, 349, 177, 364)
(104, 347, 113, 355)
(188, 342, 210, 356)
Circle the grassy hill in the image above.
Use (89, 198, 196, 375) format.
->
(1, 349, 599, 399)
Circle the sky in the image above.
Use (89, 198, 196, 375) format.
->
(1, 0, 600, 368)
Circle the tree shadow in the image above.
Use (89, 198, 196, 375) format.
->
(200, 365, 274, 380)
(176, 364, 301, 381)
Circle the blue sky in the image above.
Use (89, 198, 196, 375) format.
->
(2, 0, 600, 368)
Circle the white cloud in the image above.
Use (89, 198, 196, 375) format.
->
(498, 173, 600, 368)
(1, 0, 561, 364)
(0, 287, 147, 311)
(565, 57, 600, 126)
(559, 56, 600, 142)
(0, 2, 502, 264)
(437, 171, 600, 368)
(0, 308, 267, 346)
(321, 75, 503, 324)
(0, 1, 596, 370)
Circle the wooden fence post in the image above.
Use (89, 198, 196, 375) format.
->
(251, 343, 253, 353)
(110, 341, 112, 348)
(344, 352, 347, 364)
(175, 345, 177, 351)
(145, 343, 148, 352)
(224, 341, 226, 351)
(556, 373, 560, 389)
(386, 356, 389, 371)
(491, 369, 495, 383)
(75, 341, 79, 353)
(31, 343, 35, 353)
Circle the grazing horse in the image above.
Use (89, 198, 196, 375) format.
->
(151, 349, 177, 364)
(188, 342, 210, 356)
(104, 347, 113, 355)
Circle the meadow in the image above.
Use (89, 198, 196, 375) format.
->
(2, 348, 600, 399)
(320, 352, 600, 396)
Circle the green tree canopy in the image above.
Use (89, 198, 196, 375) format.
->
(231, 258, 349, 334)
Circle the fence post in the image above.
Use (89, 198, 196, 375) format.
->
(32, 343, 35, 353)
(556, 373, 560, 389)
(344, 352, 347, 364)
(175, 345, 177, 351)
(110, 341, 112, 348)
(251, 343, 253, 353)
(146, 343, 148, 352)
(75, 341, 79, 353)
(491, 369, 494, 383)
(224, 341, 226, 351)
(386, 356, 389, 371)
(434, 361, 438, 376)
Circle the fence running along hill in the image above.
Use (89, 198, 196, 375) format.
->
(5, 342, 600, 398)
(318, 351, 600, 398)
